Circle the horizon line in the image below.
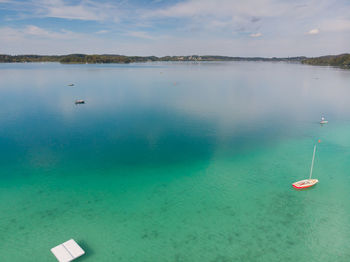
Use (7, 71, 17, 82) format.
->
(1, 53, 349, 59)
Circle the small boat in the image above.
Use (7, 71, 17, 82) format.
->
(320, 116, 328, 124)
(75, 99, 85, 104)
(68, 83, 75, 86)
(292, 179, 318, 189)
(292, 144, 319, 189)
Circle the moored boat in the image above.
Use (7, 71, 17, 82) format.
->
(75, 99, 85, 104)
(292, 143, 319, 189)
(320, 116, 328, 124)
(292, 179, 318, 189)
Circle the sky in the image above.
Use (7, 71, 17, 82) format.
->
(0, 0, 349, 57)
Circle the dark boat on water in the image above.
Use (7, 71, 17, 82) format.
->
(75, 99, 85, 104)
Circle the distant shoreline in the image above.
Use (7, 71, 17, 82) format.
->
(0, 53, 349, 68)
(0, 54, 306, 64)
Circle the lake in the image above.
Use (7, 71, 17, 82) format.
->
(1, 61, 350, 261)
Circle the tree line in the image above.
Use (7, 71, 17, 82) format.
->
(0, 54, 307, 64)
(1, 53, 349, 68)
(301, 54, 350, 68)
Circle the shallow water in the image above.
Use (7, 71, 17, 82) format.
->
(1, 62, 350, 261)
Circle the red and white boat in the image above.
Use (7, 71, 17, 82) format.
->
(292, 179, 318, 189)
(292, 144, 319, 189)
(320, 116, 328, 124)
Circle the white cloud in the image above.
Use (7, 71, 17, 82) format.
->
(0, 25, 108, 54)
(0, 25, 82, 44)
(1, 24, 350, 57)
(1, 0, 350, 56)
(142, 0, 294, 34)
(126, 31, 154, 39)
(96, 30, 108, 34)
(250, 32, 262, 37)
(142, 0, 336, 37)
(320, 19, 350, 32)
(33, 0, 120, 21)
(26, 25, 50, 36)
(0, 27, 22, 42)
(145, 0, 290, 18)
(307, 28, 319, 35)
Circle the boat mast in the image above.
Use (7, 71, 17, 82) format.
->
(309, 144, 317, 179)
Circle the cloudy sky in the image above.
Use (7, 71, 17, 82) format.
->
(0, 0, 349, 57)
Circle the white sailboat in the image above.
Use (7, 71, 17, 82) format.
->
(292, 144, 319, 189)
(320, 116, 328, 124)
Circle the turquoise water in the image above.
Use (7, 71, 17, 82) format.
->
(1, 62, 350, 261)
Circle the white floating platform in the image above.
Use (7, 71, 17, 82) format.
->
(51, 239, 85, 262)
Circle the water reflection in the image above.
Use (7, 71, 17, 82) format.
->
(0, 62, 350, 168)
